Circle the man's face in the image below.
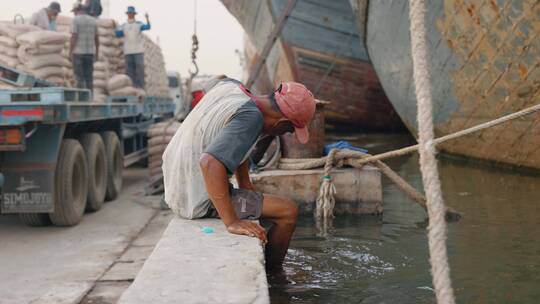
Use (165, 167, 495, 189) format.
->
(47, 10, 59, 20)
(127, 13, 136, 20)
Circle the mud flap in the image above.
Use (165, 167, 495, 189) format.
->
(0, 124, 64, 213)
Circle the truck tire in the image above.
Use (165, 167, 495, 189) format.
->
(19, 213, 51, 226)
(80, 133, 107, 212)
(49, 139, 88, 226)
(101, 131, 123, 201)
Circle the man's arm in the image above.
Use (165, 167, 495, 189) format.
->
(200, 153, 266, 243)
(235, 160, 254, 190)
(141, 13, 151, 31)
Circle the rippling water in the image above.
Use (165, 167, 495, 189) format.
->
(269, 133, 540, 304)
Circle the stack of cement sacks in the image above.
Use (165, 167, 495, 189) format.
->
(147, 120, 181, 181)
(0, 19, 169, 101)
(95, 19, 123, 100)
(0, 23, 66, 79)
(107, 74, 139, 97)
(15, 30, 71, 86)
(0, 23, 37, 69)
(142, 36, 168, 98)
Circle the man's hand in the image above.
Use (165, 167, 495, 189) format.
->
(145, 13, 150, 22)
(227, 220, 267, 244)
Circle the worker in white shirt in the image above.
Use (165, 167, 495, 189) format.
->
(29, 2, 61, 31)
(114, 6, 151, 89)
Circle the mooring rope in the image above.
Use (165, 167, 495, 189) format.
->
(315, 149, 338, 219)
(409, 0, 455, 303)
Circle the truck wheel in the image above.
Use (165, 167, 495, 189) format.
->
(101, 131, 123, 201)
(49, 139, 88, 226)
(80, 133, 107, 212)
(19, 213, 51, 226)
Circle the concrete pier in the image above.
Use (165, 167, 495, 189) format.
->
(251, 166, 383, 215)
(117, 217, 269, 304)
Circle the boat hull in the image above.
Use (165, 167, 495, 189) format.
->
(222, 0, 405, 130)
(366, 0, 540, 169)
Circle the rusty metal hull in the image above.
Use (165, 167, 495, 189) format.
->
(365, 1, 540, 169)
(221, 0, 404, 131)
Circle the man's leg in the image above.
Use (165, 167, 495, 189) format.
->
(73, 54, 85, 89)
(125, 54, 135, 84)
(84, 54, 94, 91)
(261, 194, 299, 269)
(134, 53, 145, 88)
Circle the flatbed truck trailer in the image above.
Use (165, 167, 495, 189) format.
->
(0, 86, 175, 226)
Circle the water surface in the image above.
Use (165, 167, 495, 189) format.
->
(269, 133, 540, 303)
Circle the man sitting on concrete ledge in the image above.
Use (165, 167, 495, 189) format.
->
(162, 78, 315, 269)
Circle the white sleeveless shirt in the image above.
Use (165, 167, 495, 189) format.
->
(162, 81, 258, 218)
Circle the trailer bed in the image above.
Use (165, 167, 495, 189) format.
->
(0, 87, 174, 126)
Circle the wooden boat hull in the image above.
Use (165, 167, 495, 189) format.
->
(363, 0, 540, 169)
(221, 0, 404, 130)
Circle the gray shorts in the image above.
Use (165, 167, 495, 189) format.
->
(203, 188, 264, 220)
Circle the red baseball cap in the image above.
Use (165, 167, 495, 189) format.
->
(274, 82, 316, 144)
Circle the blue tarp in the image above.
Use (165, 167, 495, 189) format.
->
(324, 141, 368, 156)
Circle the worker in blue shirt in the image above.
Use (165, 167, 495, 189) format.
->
(114, 6, 151, 89)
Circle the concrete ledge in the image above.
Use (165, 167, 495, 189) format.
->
(251, 167, 382, 215)
(117, 218, 269, 304)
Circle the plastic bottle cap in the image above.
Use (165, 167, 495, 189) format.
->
(201, 227, 215, 234)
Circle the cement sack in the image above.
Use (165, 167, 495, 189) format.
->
(149, 166, 162, 177)
(148, 159, 162, 171)
(56, 25, 71, 34)
(94, 79, 107, 89)
(148, 136, 174, 146)
(0, 36, 17, 48)
(56, 15, 73, 26)
(100, 46, 117, 57)
(99, 36, 115, 46)
(0, 82, 15, 89)
(24, 54, 70, 70)
(0, 45, 18, 57)
(0, 53, 19, 67)
(149, 154, 164, 164)
(94, 62, 107, 72)
(98, 27, 114, 37)
(17, 30, 69, 46)
(135, 88, 146, 97)
(32, 66, 64, 79)
(46, 76, 64, 85)
(147, 123, 181, 137)
(93, 70, 106, 80)
(107, 74, 133, 91)
(97, 19, 115, 29)
(18, 44, 64, 60)
(148, 120, 181, 131)
(110, 87, 137, 96)
(0, 23, 40, 39)
(94, 88, 106, 95)
(94, 94, 107, 103)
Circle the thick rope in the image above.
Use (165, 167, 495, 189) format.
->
(315, 149, 338, 220)
(278, 99, 540, 171)
(281, 150, 462, 221)
(409, 1, 455, 303)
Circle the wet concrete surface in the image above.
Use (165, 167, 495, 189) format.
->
(0, 168, 172, 304)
